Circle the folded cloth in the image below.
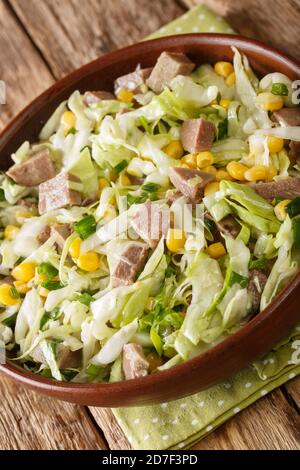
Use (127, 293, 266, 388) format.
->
(111, 3, 300, 450)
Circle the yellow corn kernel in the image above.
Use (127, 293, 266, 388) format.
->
(267, 164, 278, 181)
(0, 283, 20, 306)
(180, 163, 190, 169)
(15, 211, 32, 219)
(244, 165, 268, 182)
(204, 182, 220, 197)
(219, 98, 231, 109)
(34, 273, 47, 286)
(117, 88, 134, 103)
(227, 161, 248, 181)
(214, 61, 234, 78)
(203, 165, 217, 175)
(166, 228, 186, 253)
(12, 262, 36, 282)
(39, 287, 49, 298)
(77, 251, 100, 272)
(196, 151, 214, 169)
(14, 280, 30, 294)
(206, 242, 226, 259)
(181, 153, 197, 169)
(4, 224, 19, 240)
(61, 111, 76, 131)
(69, 238, 82, 259)
(162, 140, 184, 159)
(119, 172, 131, 186)
(267, 136, 284, 154)
(215, 169, 232, 181)
(274, 199, 291, 222)
(226, 72, 236, 86)
(261, 97, 284, 112)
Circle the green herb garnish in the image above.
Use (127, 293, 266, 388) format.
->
(271, 83, 289, 96)
(38, 262, 58, 279)
(74, 214, 97, 240)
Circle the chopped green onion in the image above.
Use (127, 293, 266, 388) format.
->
(40, 368, 52, 378)
(10, 286, 20, 299)
(287, 197, 300, 218)
(74, 215, 97, 240)
(114, 160, 128, 174)
(0, 189, 5, 202)
(66, 127, 76, 135)
(38, 262, 58, 279)
(61, 369, 78, 381)
(3, 312, 17, 327)
(40, 307, 60, 329)
(271, 83, 289, 96)
(228, 271, 248, 288)
(74, 292, 94, 306)
(217, 118, 228, 140)
(292, 217, 300, 249)
(86, 363, 104, 377)
(141, 182, 160, 193)
(41, 280, 63, 291)
(249, 257, 267, 271)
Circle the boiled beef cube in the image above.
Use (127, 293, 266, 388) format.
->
(6, 148, 55, 187)
(290, 141, 300, 163)
(272, 108, 300, 127)
(251, 178, 300, 201)
(146, 52, 195, 94)
(38, 172, 82, 215)
(111, 242, 149, 288)
(51, 223, 72, 250)
(122, 343, 149, 380)
(0, 276, 14, 286)
(114, 67, 153, 94)
(215, 215, 241, 239)
(37, 225, 51, 244)
(169, 167, 214, 204)
(181, 118, 216, 153)
(248, 270, 268, 314)
(131, 201, 170, 248)
(83, 90, 115, 105)
(30, 344, 81, 369)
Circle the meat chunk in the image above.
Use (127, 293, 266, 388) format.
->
(38, 172, 82, 215)
(272, 108, 300, 127)
(216, 215, 241, 239)
(83, 90, 115, 105)
(251, 178, 300, 201)
(248, 270, 268, 314)
(30, 344, 81, 369)
(111, 242, 149, 288)
(114, 67, 153, 94)
(169, 167, 214, 204)
(290, 141, 300, 163)
(37, 225, 51, 244)
(6, 148, 55, 187)
(181, 118, 216, 153)
(0, 276, 14, 286)
(51, 223, 72, 250)
(146, 52, 195, 94)
(131, 201, 170, 248)
(122, 343, 149, 380)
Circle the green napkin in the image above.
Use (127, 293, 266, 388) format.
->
(111, 4, 300, 450)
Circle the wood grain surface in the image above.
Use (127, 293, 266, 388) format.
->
(0, 0, 300, 450)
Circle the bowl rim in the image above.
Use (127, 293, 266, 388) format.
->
(1, 32, 300, 400)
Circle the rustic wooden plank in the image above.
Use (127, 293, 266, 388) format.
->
(285, 377, 300, 409)
(182, 0, 300, 62)
(90, 388, 300, 450)
(0, 1, 53, 130)
(0, 375, 107, 450)
(90, 408, 132, 450)
(9, 0, 184, 79)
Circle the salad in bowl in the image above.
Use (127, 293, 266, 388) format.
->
(1, 47, 300, 384)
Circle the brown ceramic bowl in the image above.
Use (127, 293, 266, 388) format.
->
(1, 34, 300, 407)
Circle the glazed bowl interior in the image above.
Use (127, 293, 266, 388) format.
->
(1, 34, 300, 407)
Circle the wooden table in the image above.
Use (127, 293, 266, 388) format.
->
(1, 0, 300, 450)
